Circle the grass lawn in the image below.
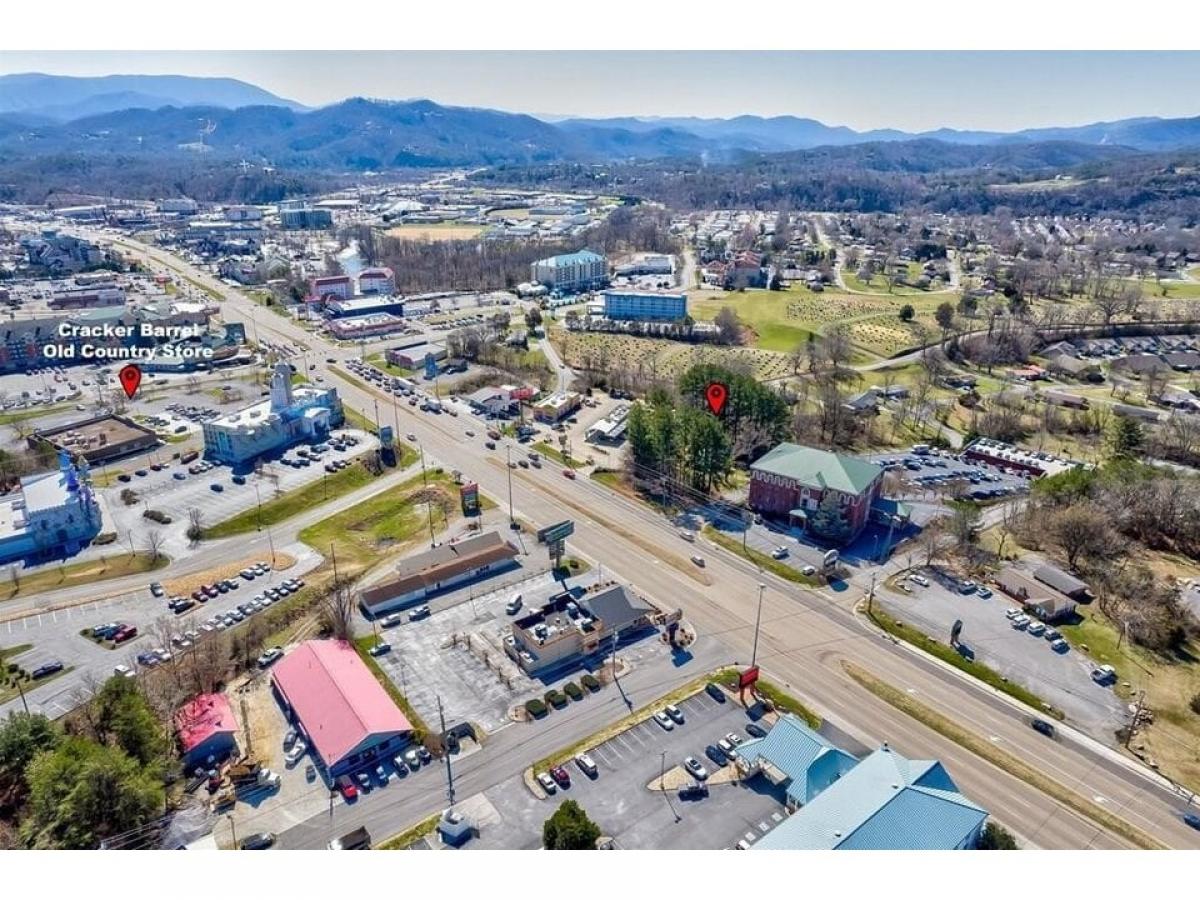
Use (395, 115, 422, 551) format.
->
(702, 526, 820, 587)
(842, 661, 1164, 850)
(688, 289, 817, 352)
(1057, 604, 1200, 791)
(866, 605, 1063, 719)
(352, 635, 429, 740)
(533, 441, 584, 469)
(377, 813, 441, 849)
(713, 666, 822, 729)
(2, 552, 168, 603)
(0, 403, 73, 425)
(1141, 278, 1200, 300)
(297, 470, 462, 572)
(1, 643, 74, 705)
(341, 404, 375, 434)
(202, 465, 381, 539)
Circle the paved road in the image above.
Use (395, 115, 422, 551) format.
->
(79, 232, 1200, 850)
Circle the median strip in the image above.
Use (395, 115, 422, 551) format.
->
(841, 660, 1166, 850)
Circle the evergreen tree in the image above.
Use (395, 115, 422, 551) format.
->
(976, 822, 1018, 849)
(808, 490, 853, 544)
(542, 799, 602, 850)
(1106, 416, 1145, 461)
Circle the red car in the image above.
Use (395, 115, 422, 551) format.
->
(336, 775, 358, 801)
(112, 625, 138, 643)
(550, 766, 571, 788)
(561, 469, 576, 480)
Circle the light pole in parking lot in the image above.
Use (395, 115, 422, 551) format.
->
(660, 751, 681, 823)
(505, 445, 515, 526)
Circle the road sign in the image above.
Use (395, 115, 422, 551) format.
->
(738, 666, 761, 690)
(379, 425, 394, 449)
(536, 520, 574, 544)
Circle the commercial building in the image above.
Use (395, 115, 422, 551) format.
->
(734, 715, 859, 810)
(325, 313, 407, 340)
(615, 254, 675, 276)
(30, 414, 159, 464)
(0, 453, 103, 565)
(21, 230, 106, 274)
(962, 438, 1084, 479)
(325, 296, 405, 319)
(463, 385, 514, 418)
(201, 363, 344, 467)
(749, 443, 887, 542)
(753, 744, 988, 850)
(601, 289, 687, 322)
(507, 583, 659, 675)
(175, 693, 239, 769)
(358, 267, 396, 295)
(359, 531, 521, 618)
(387, 342, 447, 370)
(995, 567, 1078, 623)
(48, 285, 126, 311)
(158, 197, 199, 215)
(532, 391, 582, 423)
(531, 249, 607, 294)
(308, 275, 354, 303)
(280, 206, 333, 230)
(586, 404, 631, 444)
(1033, 564, 1092, 603)
(271, 640, 412, 779)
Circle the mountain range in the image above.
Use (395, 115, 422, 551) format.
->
(0, 72, 1198, 171)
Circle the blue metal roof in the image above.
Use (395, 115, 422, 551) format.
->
(538, 249, 604, 267)
(753, 746, 988, 850)
(738, 714, 858, 806)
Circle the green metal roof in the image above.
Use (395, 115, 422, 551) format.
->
(751, 443, 881, 495)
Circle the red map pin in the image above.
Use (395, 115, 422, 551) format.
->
(118, 364, 143, 400)
(705, 382, 728, 416)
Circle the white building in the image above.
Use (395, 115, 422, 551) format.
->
(0, 453, 102, 565)
(201, 363, 344, 467)
(358, 267, 396, 296)
(530, 249, 607, 294)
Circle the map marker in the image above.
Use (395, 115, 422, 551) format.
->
(705, 382, 728, 416)
(118, 364, 143, 400)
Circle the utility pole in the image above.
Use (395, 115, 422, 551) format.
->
(868, 571, 877, 615)
(751, 582, 765, 668)
(15, 676, 29, 715)
(420, 448, 436, 548)
(227, 814, 238, 850)
(660, 751, 681, 823)
(506, 445, 515, 526)
(330, 541, 340, 595)
(438, 696, 455, 808)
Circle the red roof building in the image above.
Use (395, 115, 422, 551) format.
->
(271, 640, 412, 777)
(175, 693, 239, 767)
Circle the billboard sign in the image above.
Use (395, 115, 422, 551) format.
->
(738, 666, 761, 690)
(822, 549, 840, 570)
(536, 520, 575, 544)
(379, 425, 394, 449)
(424, 353, 439, 380)
(459, 482, 480, 516)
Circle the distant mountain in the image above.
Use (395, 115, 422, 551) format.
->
(559, 113, 1200, 154)
(0, 72, 305, 120)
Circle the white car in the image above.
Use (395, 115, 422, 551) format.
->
(506, 594, 523, 615)
(1027, 622, 1047, 637)
(1004, 608, 1022, 619)
(536, 772, 558, 794)
(800, 565, 816, 576)
(909, 574, 930, 587)
(380, 613, 404, 628)
(683, 757, 708, 780)
(368, 642, 391, 657)
(284, 741, 308, 767)
(113, 664, 135, 679)
(256, 647, 284, 668)
(653, 711, 675, 731)
(771, 546, 788, 559)
(1012, 614, 1031, 630)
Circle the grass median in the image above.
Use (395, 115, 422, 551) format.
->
(841, 660, 1166, 850)
(202, 465, 380, 539)
(534, 442, 583, 469)
(1, 552, 168, 604)
(377, 812, 440, 850)
(864, 604, 1064, 720)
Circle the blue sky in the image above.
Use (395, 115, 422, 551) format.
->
(2, 51, 1198, 131)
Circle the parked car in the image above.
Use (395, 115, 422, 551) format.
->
(575, 752, 598, 777)
(683, 757, 709, 780)
(355, 771, 372, 792)
(368, 642, 391, 657)
(113, 664, 135, 679)
(257, 647, 284, 668)
(408, 605, 431, 621)
(800, 565, 816, 576)
(505, 594, 523, 615)
(704, 744, 728, 765)
(536, 772, 557, 794)
(283, 728, 298, 750)
(149, 582, 165, 597)
(404, 748, 421, 770)
(909, 574, 930, 587)
(679, 781, 709, 801)
(337, 776, 358, 801)
(284, 742, 307, 767)
(653, 711, 675, 731)
(550, 766, 571, 788)
(725, 732, 744, 747)
(1027, 622, 1047, 637)
(30, 661, 64, 679)
(664, 703, 685, 725)
(704, 682, 726, 703)
(745, 722, 769, 739)
(770, 546, 789, 559)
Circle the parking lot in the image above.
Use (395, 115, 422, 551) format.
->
(878, 568, 1127, 737)
(862, 448, 1031, 502)
(437, 688, 788, 849)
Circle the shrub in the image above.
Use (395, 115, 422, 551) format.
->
(581, 673, 601, 691)
(1191, 693, 1200, 716)
(544, 689, 567, 708)
(525, 698, 547, 718)
(563, 682, 583, 700)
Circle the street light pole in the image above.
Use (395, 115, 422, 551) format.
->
(660, 751, 681, 823)
(751, 582, 765, 668)
(506, 445, 515, 525)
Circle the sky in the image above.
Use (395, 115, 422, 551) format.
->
(1, 51, 1199, 131)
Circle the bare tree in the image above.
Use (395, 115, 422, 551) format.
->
(143, 529, 166, 563)
(319, 582, 355, 641)
(187, 508, 204, 543)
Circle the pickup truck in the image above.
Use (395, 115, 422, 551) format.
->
(327, 826, 371, 850)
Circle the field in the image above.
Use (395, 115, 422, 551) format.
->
(551, 330, 794, 382)
(688, 287, 946, 359)
(486, 207, 529, 220)
(1136, 277, 1200, 300)
(385, 223, 487, 242)
(841, 261, 933, 295)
